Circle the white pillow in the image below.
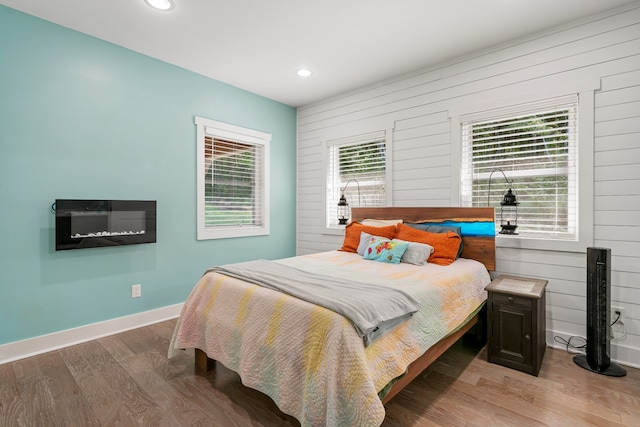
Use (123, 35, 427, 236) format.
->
(357, 232, 374, 255)
(393, 238, 434, 266)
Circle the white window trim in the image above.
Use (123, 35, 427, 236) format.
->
(195, 116, 271, 240)
(322, 127, 394, 235)
(450, 80, 598, 253)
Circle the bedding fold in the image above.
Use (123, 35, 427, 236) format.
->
(208, 259, 420, 346)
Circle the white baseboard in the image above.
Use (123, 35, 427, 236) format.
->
(0, 303, 183, 365)
(547, 330, 640, 370)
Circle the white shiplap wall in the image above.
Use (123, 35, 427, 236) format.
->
(296, 4, 640, 367)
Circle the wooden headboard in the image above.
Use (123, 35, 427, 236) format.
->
(351, 207, 496, 271)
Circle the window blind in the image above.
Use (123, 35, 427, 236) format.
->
(461, 97, 578, 239)
(327, 133, 386, 226)
(204, 136, 264, 228)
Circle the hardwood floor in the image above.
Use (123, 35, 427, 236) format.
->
(2, 319, 639, 427)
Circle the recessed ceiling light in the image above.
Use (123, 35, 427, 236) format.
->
(145, 0, 174, 11)
(296, 69, 313, 78)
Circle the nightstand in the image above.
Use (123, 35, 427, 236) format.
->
(486, 275, 548, 376)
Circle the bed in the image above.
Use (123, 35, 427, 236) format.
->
(169, 207, 496, 426)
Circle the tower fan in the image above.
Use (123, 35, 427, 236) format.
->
(573, 247, 626, 376)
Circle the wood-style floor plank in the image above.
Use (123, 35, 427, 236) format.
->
(3, 318, 639, 427)
(100, 331, 220, 426)
(0, 360, 24, 426)
(12, 355, 61, 427)
(37, 350, 102, 427)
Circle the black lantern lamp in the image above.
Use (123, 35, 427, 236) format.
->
(337, 194, 350, 225)
(499, 187, 519, 235)
(337, 179, 360, 225)
(488, 169, 519, 235)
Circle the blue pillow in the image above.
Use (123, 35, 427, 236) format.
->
(363, 237, 409, 264)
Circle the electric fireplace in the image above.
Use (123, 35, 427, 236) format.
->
(55, 199, 156, 250)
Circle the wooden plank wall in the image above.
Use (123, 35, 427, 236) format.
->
(296, 4, 640, 367)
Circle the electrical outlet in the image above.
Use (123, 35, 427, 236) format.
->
(131, 284, 142, 298)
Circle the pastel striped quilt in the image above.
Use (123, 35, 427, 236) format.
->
(169, 250, 490, 427)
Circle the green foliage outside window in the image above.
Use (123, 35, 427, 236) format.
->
(205, 144, 257, 226)
(469, 109, 573, 234)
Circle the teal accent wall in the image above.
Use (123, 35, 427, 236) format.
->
(0, 6, 297, 345)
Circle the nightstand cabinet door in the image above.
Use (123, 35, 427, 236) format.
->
(490, 298, 533, 367)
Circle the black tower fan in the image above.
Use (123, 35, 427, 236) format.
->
(573, 247, 626, 376)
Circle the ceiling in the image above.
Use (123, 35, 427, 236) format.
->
(1, 0, 638, 107)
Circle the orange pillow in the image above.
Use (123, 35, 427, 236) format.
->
(395, 223, 461, 266)
(340, 222, 397, 253)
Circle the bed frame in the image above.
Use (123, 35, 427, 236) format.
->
(194, 207, 496, 406)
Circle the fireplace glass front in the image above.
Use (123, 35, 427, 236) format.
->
(55, 199, 156, 250)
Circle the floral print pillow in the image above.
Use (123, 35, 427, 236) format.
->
(363, 237, 409, 264)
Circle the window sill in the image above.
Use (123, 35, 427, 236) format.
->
(197, 225, 270, 240)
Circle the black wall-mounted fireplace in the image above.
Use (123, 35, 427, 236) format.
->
(55, 199, 157, 251)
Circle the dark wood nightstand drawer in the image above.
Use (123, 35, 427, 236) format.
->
(492, 293, 532, 307)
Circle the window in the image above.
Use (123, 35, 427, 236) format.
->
(460, 96, 578, 240)
(195, 116, 270, 240)
(326, 131, 387, 227)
